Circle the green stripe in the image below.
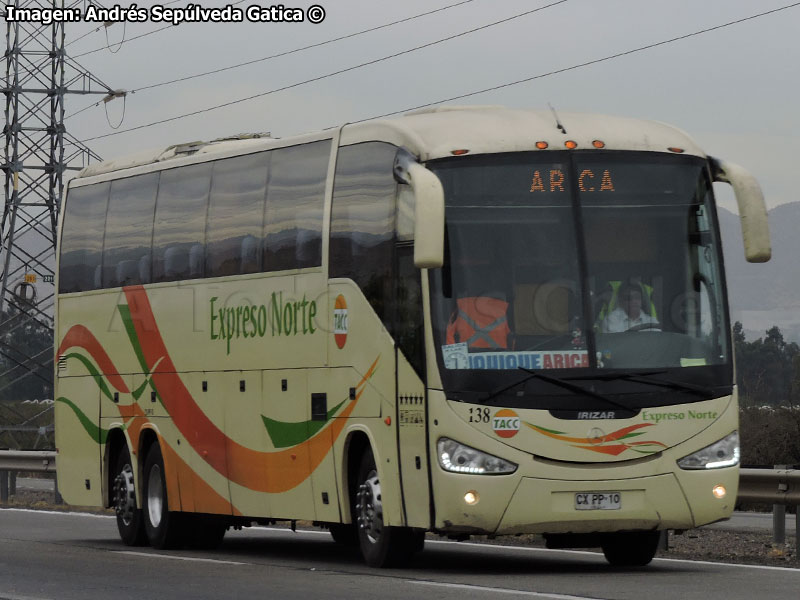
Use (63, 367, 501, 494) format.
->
(63, 353, 114, 402)
(617, 431, 646, 440)
(118, 304, 149, 373)
(525, 422, 565, 435)
(56, 397, 109, 445)
(262, 397, 348, 449)
(118, 304, 165, 408)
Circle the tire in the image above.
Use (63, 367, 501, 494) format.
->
(142, 443, 185, 549)
(601, 531, 660, 567)
(112, 447, 147, 546)
(184, 514, 227, 550)
(329, 523, 358, 547)
(355, 450, 424, 567)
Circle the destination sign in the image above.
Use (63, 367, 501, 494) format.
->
(530, 169, 615, 194)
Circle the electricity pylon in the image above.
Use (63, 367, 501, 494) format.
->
(2, 0, 116, 408)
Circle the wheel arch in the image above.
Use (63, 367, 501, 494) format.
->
(341, 427, 372, 524)
(103, 426, 129, 508)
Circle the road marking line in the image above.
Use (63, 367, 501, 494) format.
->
(409, 580, 602, 599)
(0, 507, 113, 519)
(114, 550, 248, 565)
(6, 509, 800, 573)
(424, 539, 800, 573)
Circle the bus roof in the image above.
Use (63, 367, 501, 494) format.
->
(340, 106, 706, 161)
(76, 107, 706, 180)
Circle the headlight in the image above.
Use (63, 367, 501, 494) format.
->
(437, 438, 517, 475)
(677, 431, 740, 470)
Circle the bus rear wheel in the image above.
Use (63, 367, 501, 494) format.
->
(112, 447, 147, 546)
(355, 450, 424, 567)
(142, 443, 185, 549)
(601, 531, 660, 566)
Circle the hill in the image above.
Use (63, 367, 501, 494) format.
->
(720, 202, 800, 342)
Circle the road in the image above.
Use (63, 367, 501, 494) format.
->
(1, 508, 799, 600)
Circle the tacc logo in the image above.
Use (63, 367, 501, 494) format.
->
(334, 295, 348, 349)
(492, 409, 520, 438)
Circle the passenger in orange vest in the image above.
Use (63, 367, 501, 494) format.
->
(446, 295, 512, 349)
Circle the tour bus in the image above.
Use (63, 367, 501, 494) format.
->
(55, 106, 770, 567)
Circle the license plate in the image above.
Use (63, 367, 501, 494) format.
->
(574, 492, 621, 510)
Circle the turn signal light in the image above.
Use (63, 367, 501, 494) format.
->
(535, 141, 549, 149)
(592, 140, 605, 148)
(565, 140, 578, 149)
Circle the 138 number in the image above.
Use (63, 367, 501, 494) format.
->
(468, 407, 490, 423)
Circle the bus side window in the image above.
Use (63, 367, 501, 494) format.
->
(330, 142, 424, 375)
(263, 141, 329, 272)
(206, 152, 270, 278)
(152, 163, 212, 283)
(102, 173, 158, 288)
(58, 182, 110, 293)
(330, 142, 398, 328)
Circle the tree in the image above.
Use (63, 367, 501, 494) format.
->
(0, 307, 53, 403)
(733, 323, 799, 406)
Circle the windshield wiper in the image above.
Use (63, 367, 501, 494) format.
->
(597, 372, 715, 399)
(505, 367, 632, 413)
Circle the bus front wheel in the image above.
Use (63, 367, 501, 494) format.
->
(112, 446, 147, 546)
(142, 443, 185, 549)
(601, 531, 660, 566)
(355, 450, 423, 567)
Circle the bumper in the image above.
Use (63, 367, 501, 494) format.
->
(433, 466, 738, 536)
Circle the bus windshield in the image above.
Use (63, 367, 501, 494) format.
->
(428, 151, 731, 408)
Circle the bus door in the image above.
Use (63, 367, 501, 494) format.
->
(396, 352, 430, 528)
(394, 249, 431, 529)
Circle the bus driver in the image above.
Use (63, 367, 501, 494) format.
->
(600, 281, 660, 333)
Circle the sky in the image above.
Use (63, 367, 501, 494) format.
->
(59, 0, 800, 213)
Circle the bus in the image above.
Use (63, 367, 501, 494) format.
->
(54, 106, 770, 567)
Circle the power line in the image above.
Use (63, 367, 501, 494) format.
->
(80, 0, 568, 142)
(131, 0, 479, 93)
(71, 0, 247, 59)
(360, 1, 800, 122)
(65, 0, 187, 48)
(65, 0, 479, 120)
(79, 1, 800, 145)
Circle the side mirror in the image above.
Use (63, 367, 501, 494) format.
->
(710, 157, 771, 263)
(394, 150, 445, 268)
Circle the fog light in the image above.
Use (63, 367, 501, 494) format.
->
(712, 485, 726, 499)
(464, 491, 479, 505)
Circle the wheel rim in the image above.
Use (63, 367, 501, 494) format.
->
(113, 462, 136, 526)
(147, 463, 163, 528)
(356, 469, 383, 544)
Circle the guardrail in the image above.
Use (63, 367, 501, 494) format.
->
(739, 468, 800, 504)
(0, 455, 798, 542)
(738, 466, 800, 545)
(0, 450, 56, 473)
(0, 450, 58, 503)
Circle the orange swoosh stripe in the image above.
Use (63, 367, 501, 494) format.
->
(57, 324, 130, 394)
(524, 421, 654, 445)
(123, 285, 377, 493)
